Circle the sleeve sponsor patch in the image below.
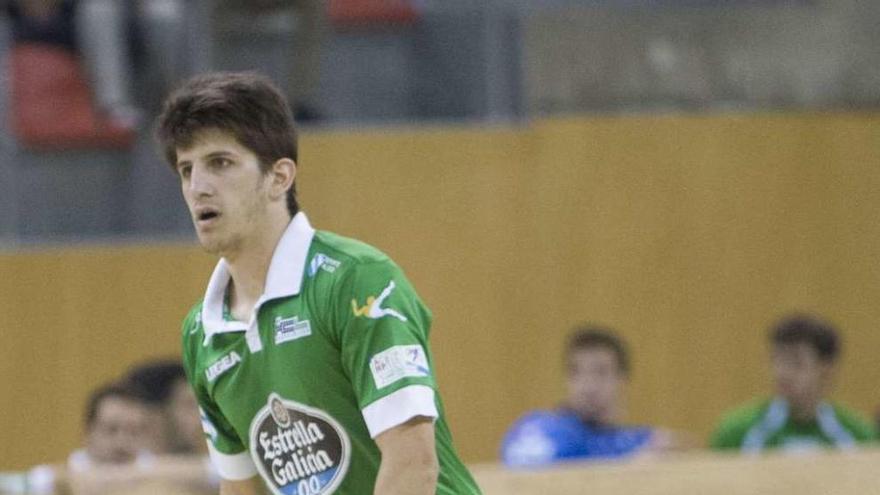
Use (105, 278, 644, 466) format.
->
(369, 345, 430, 389)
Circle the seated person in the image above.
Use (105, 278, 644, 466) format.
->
(124, 358, 207, 455)
(710, 313, 877, 453)
(74, 0, 325, 124)
(26, 380, 216, 494)
(500, 325, 685, 467)
(26, 381, 155, 493)
(4, 0, 77, 50)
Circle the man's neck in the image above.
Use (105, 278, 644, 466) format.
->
(564, 405, 616, 428)
(787, 398, 822, 423)
(224, 213, 292, 322)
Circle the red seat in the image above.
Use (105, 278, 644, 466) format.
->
(328, 0, 420, 27)
(8, 43, 136, 150)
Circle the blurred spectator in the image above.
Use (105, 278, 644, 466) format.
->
(124, 358, 205, 455)
(211, 0, 326, 121)
(26, 382, 154, 494)
(710, 314, 877, 453)
(23, 374, 215, 494)
(4, 0, 76, 49)
(79, 382, 153, 465)
(166, 370, 207, 455)
(75, 0, 183, 126)
(2, 0, 144, 130)
(876, 406, 880, 440)
(500, 325, 689, 468)
(74, 0, 326, 124)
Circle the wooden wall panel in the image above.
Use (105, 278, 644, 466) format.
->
(2, 112, 879, 470)
(0, 246, 216, 469)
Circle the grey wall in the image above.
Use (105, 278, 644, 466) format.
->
(0, 18, 16, 244)
(1, 1, 878, 243)
(523, 0, 880, 114)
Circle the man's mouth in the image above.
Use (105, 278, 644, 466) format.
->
(196, 208, 221, 225)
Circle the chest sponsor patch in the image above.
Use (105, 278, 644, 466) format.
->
(275, 316, 312, 345)
(250, 393, 351, 495)
(369, 345, 430, 389)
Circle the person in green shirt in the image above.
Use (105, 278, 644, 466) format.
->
(153, 72, 481, 495)
(710, 314, 877, 453)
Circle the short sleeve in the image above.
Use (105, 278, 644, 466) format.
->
(332, 260, 439, 437)
(181, 310, 257, 480)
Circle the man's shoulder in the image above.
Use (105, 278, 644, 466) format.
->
(312, 230, 395, 268)
(309, 230, 409, 286)
(829, 402, 878, 441)
(710, 398, 771, 449)
(717, 399, 771, 425)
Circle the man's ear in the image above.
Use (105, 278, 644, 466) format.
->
(269, 158, 296, 199)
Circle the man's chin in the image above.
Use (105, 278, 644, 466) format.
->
(198, 240, 223, 255)
(197, 234, 240, 257)
(196, 236, 218, 252)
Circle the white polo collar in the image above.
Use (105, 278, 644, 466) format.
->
(201, 212, 316, 345)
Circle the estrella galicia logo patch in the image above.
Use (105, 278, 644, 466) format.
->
(250, 393, 351, 495)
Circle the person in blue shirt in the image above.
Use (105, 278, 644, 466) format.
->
(501, 325, 685, 467)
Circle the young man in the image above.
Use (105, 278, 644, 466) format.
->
(710, 314, 877, 453)
(26, 382, 155, 493)
(154, 72, 480, 494)
(80, 383, 154, 466)
(500, 326, 683, 467)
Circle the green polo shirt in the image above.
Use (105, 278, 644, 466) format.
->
(182, 213, 480, 494)
(710, 398, 876, 453)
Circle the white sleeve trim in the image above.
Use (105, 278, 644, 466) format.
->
(206, 441, 258, 481)
(362, 384, 438, 438)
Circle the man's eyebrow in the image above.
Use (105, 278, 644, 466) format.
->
(204, 151, 237, 160)
(176, 150, 238, 168)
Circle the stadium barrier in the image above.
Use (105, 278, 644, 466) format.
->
(471, 449, 880, 495)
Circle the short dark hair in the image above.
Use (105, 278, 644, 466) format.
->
(124, 359, 187, 406)
(85, 382, 147, 429)
(770, 313, 840, 363)
(154, 71, 299, 217)
(566, 325, 630, 376)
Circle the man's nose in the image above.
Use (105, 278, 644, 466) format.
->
(188, 167, 213, 196)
